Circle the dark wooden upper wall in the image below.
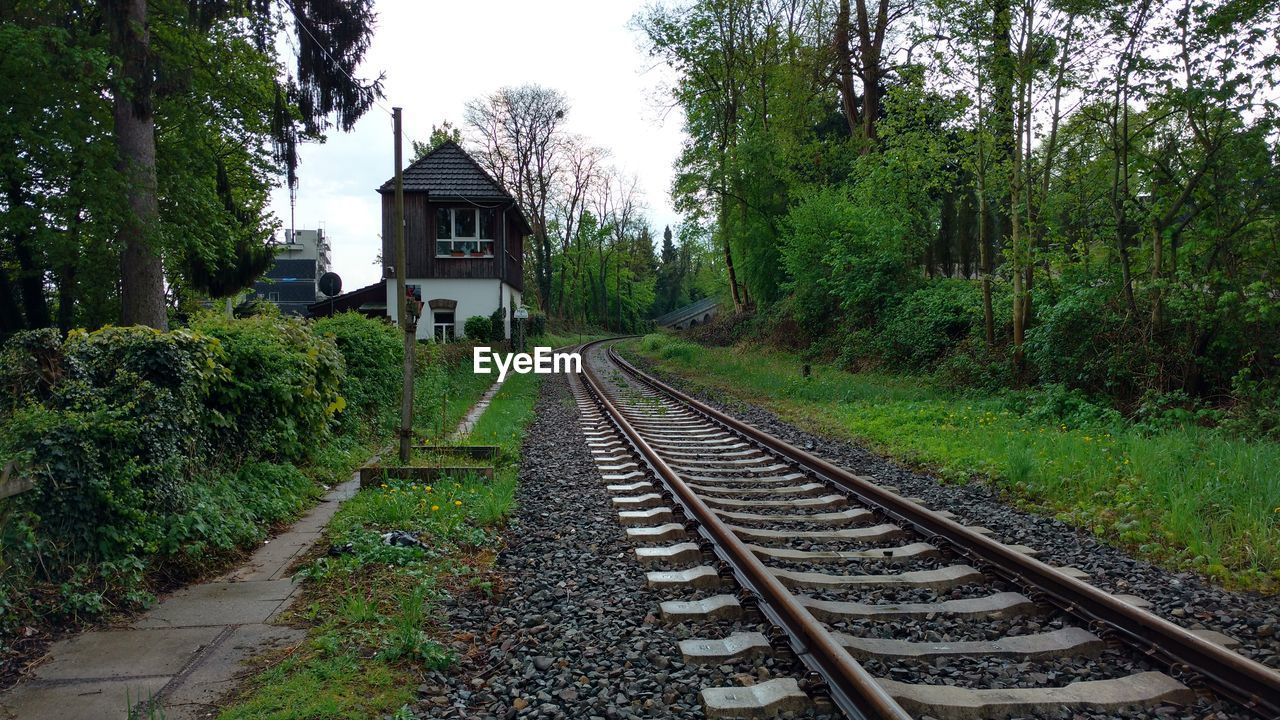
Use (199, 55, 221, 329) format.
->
(380, 192, 525, 293)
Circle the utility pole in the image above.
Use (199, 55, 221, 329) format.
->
(394, 107, 413, 463)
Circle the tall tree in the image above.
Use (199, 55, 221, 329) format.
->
(465, 85, 569, 311)
(103, 0, 382, 329)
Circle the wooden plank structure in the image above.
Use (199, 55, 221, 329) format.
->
(412, 445, 500, 462)
(358, 465, 494, 488)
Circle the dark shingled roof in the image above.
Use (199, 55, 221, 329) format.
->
(378, 140, 512, 202)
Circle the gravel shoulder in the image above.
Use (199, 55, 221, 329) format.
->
(621, 351, 1280, 671)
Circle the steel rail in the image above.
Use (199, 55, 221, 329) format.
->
(603, 344, 1280, 719)
(578, 339, 914, 720)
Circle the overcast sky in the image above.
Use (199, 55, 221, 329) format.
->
(269, 0, 685, 291)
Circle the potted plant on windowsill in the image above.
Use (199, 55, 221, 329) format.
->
(469, 249, 486, 257)
(450, 249, 465, 257)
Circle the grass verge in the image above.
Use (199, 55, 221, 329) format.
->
(412, 341, 498, 441)
(622, 334, 1280, 592)
(217, 365, 544, 719)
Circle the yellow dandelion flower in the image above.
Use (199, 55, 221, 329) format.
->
(431, 505, 440, 512)
(455, 500, 462, 506)
(425, 485, 432, 492)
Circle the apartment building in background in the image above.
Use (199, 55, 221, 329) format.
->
(253, 228, 331, 315)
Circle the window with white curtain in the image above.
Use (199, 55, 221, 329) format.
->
(436, 208, 497, 257)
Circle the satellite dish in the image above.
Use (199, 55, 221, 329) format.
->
(318, 272, 342, 297)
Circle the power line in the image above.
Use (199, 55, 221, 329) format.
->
(276, 0, 426, 181)
(277, 0, 395, 118)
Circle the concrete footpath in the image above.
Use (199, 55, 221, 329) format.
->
(0, 474, 360, 720)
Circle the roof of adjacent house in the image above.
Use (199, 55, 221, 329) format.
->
(306, 279, 386, 318)
(378, 141, 510, 201)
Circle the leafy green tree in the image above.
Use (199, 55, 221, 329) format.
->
(411, 121, 464, 160)
(0, 0, 383, 334)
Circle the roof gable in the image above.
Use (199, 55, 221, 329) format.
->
(379, 141, 513, 203)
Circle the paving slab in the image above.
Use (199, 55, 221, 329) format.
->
(0, 473, 361, 720)
(132, 579, 296, 628)
(162, 624, 306, 719)
(218, 535, 311, 583)
(34, 627, 223, 681)
(0, 677, 171, 720)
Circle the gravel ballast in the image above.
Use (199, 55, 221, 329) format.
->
(416, 373, 834, 719)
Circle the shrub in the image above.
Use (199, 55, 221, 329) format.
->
(873, 280, 983, 371)
(0, 327, 63, 413)
(935, 337, 1016, 392)
(781, 166, 928, 329)
(1, 325, 227, 562)
(639, 334, 700, 364)
(1020, 383, 1122, 428)
(1224, 362, 1280, 440)
(463, 315, 492, 342)
(191, 313, 344, 462)
(160, 462, 319, 570)
(0, 317, 368, 640)
(526, 312, 547, 338)
(313, 313, 401, 429)
(1024, 277, 1149, 402)
(489, 307, 505, 341)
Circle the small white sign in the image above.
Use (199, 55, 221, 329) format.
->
(514, 306, 529, 320)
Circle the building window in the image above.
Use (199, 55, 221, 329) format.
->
(433, 311, 455, 341)
(436, 208, 497, 257)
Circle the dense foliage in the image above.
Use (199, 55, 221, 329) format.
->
(312, 312, 402, 433)
(464, 315, 495, 342)
(0, 312, 399, 661)
(637, 0, 1280, 436)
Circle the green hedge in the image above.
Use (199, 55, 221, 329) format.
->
(312, 313, 401, 430)
(191, 312, 344, 462)
(0, 312, 397, 640)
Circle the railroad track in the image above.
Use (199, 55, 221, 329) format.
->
(571, 338, 1280, 720)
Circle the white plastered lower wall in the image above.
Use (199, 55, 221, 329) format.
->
(386, 278, 521, 340)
